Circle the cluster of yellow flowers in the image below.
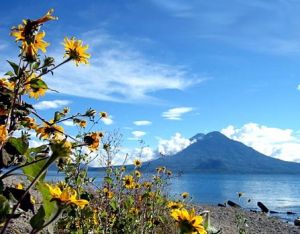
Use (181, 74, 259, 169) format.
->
(11, 9, 90, 66)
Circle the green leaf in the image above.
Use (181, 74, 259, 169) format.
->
(7, 60, 20, 75)
(8, 136, 29, 155)
(104, 176, 113, 185)
(30, 206, 45, 230)
(50, 141, 71, 159)
(23, 145, 49, 182)
(0, 195, 10, 216)
(4, 71, 14, 76)
(109, 200, 118, 211)
(54, 111, 61, 122)
(30, 78, 48, 90)
(0, 195, 9, 223)
(3, 187, 34, 213)
(36, 182, 58, 221)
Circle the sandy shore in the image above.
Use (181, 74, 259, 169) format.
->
(1, 176, 300, 234)
(201, 205, 300, 234)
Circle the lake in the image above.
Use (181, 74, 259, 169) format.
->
(46, 171, 300, 223)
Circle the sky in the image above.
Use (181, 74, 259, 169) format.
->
(2, 0, 300, 165)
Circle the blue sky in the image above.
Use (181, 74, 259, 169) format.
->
(2, 0, 300, 164)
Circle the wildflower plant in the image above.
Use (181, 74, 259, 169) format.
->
(0, 9, 208, 234)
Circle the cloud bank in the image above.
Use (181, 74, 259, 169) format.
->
(45, 31, 201, 103)
(157, 133, 194, 156)
(221, 123, 300, 162)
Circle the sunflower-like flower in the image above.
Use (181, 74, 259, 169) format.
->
(24, 73, 47, 99)
(21, 117, 37, 130)
(133, 159, 142, 168)
(171, 208, 207, 234)
(84, 132, 103, 151)
(99, 112, 108, 118)
(129, 207, 140, 215)
(21, 32, 49, 59)
(0, 125, 8, 145)
(134, 170, 141, 178)
(11, 9, 56, 60)
(156, 166, 166, 173)
(123, 175, 136, 189)
(79, 120, 87, 128)
(46, 183, 89, 209)
(103, 187, 114, 199)
(142, 181, 152, 189)
(36, 122, 64, 140)
(15, 183, 24, 190)
(0, 79, 15, 90)
(167, 201, 183, 210)
(63, 37, 90, 66)
(181, 192, 189, 199)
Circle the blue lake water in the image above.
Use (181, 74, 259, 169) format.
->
(46, 171, 300, 223)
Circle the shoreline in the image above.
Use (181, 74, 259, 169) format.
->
(199, 205, 300, 234)
(2, 176, 300, 234)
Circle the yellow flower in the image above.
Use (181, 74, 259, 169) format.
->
(15, 183, 24, 190)
(46, 184, 62, 199)
(25, 73, 47, 99)
(62, 107, 70, 114)
(171, 208, 206, 234)
(0, 79, 15, 90)
(63, 37, 90, 66)
(129, 207, 140, 215)
(103, 187, 114, 199)
(142, 181, 152, 189)
(46, 183, 89, 209)
(21, 31, 49, 58)
(181, 192, 189, 199)
(167, 201, 183, 210)
(36, 122, 64, 140)
(167, 170, 173, 176)
(11, 9, 57, 42)
(123, 175, 135, 189)
(84, 132, 103, 151)
(21, 117, 37, 130)
(99, 112, 108, 118)
(0, 125, 8, 145)
(133, 159, 142, 168)
(79, 120, 87, 128)
(93, 209, 99, 225)
(134, 170, 141, 178)
(156, 166, 166, 173)
(11, 24, 25, 42)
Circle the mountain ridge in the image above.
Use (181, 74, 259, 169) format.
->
(142, 131, 300, 173)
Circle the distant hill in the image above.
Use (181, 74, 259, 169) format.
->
(143, 131, 300, 173)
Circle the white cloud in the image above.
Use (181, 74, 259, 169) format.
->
(130, 131, 146, 139)
(101, 116, 113, 125)
(63, 120, 75, 127)
(162, 107, 194, 120)
(157, 133, 194, 156)
(89, 132, 194, 167)
(133, 120, 152, 126)
(45, 31, 201, 103)
(34, 100, 71, 110)
(221, 123, 300, 162)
